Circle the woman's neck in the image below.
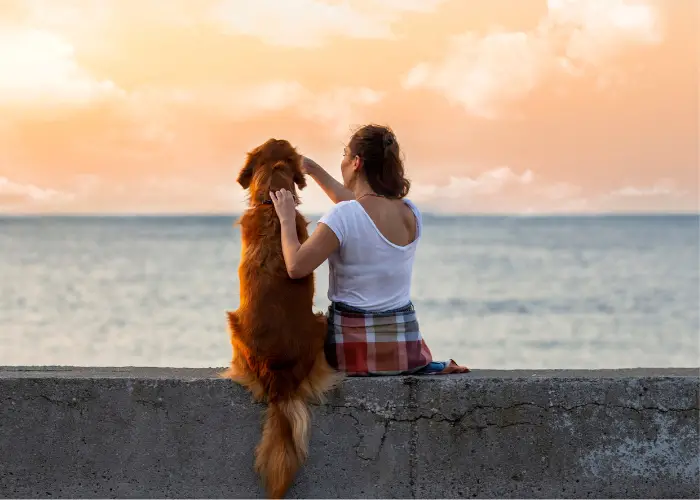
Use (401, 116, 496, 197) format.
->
(352, 178, 375, 199)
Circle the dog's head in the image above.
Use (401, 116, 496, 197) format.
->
(237, 138, 306, 206)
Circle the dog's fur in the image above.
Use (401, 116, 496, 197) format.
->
(220, 138, 341, 498)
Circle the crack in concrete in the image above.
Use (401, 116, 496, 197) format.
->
(133, 398, 169, 414)
(324, 399, 697, 469)
(38, 394, 93, 406)
(332, 404, 543, 430)
(26, 392, 696, 467)
(38, 395, 89, 417)
(334, 411, 377, 463)
(377, 419, 390, 456)
(408, 378, 417, 499)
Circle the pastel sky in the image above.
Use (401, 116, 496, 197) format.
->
(0, 0, 697, 214)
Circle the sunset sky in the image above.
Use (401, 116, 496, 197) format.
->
(0, 0, 697, 215)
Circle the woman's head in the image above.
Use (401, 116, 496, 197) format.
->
(341, 124, 410, 199)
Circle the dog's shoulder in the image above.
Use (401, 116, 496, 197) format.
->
(238, 208, 290, 281)
(239, 208, 279, 242)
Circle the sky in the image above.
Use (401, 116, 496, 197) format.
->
(0, 0, 697, 215)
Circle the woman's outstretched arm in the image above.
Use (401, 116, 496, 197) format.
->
(302, 156, 354, 204)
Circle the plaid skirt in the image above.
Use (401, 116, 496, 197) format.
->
(325, 301, 434, 376)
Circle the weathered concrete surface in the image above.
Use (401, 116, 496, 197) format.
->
(0, 367, 698, 499)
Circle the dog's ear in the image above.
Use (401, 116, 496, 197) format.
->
(293, 171, 307, 190)
(293, 157, 306, 190)
(237, 151, 259, 189)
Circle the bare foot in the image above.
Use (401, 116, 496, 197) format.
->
(439, 359, 470, 374)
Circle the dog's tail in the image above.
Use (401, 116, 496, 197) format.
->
(255, 396, 310, 499)
(255, 351, 341, 498)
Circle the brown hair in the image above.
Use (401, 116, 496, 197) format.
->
(348, 124, 410, 199)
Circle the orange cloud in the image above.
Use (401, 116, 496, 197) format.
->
(0, 176, 73, 209)
(0, 28, 121, 107)
(403, 0, 663, 118)
(609, 179, 685, 199)
(213, 0, 449, 47)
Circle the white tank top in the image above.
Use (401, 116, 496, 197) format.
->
(317, 199, 421, 311)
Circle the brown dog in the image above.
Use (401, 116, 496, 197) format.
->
(221, 138, 340, 499)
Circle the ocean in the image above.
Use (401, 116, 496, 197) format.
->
(0, 214, 697, 369)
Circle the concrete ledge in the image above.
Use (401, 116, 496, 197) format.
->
(1, 367, 698, 498)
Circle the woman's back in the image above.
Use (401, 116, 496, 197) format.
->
(318, 197, 422, 311)
(360, 196, 418, 247)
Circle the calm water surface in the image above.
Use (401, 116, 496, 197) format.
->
(0, 214, 697, 369)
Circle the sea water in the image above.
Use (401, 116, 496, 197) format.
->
(1, 214, 697, 369)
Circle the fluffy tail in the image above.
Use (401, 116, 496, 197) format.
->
(255, 352, 341, 498)
(255, 397, 310, 499)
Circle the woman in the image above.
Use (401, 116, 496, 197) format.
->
(269, 124, 469, 376)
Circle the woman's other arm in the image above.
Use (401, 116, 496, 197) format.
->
(280, 219, 338, 279)
(271, 188, 340, 279)
(302, 156, 354, 204)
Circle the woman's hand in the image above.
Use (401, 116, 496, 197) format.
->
(270, 189, 296, 224)
(299, 155, 355, 203)
(301, 156, 320, 176)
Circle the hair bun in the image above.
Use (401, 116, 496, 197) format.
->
(382, 132, 395, 149)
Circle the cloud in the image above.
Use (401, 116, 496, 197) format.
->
(403, 0, 663, 118)
(0, 25, 382, 142)
(538, 181, 585, 201)
(409, 167, 596, 214)
(411, 166, 535, 211)
(12, 174, 245, 214)
(41, 171, 338, 215)
(412, 166, 534, 199)
(126, 82, 307, 119)
(126, 82, 384, 142)
(404, 31, 552, 119)
(609, 179, 685, 198)
(0, 177, 73, 208)
(136, 176, 245, 211)
(212, 0, 447, 47)
(298, 86, 384, 136)
(0, 28, 122, 107)
(0, 18, 384, 177)
(547, 0, 662, 67)
(152, 82, 383, 123)
(19, 0, 113, 28)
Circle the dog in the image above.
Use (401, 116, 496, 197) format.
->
(220, 138, 341, 499)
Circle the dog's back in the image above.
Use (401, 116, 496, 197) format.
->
(233, 207, 326, 401)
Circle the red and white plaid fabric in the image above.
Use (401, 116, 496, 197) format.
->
(325, 302, 433, 376)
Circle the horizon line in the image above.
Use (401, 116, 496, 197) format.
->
(1, 211, 698, 218)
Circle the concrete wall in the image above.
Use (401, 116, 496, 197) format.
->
(0, 367, 697, 499)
